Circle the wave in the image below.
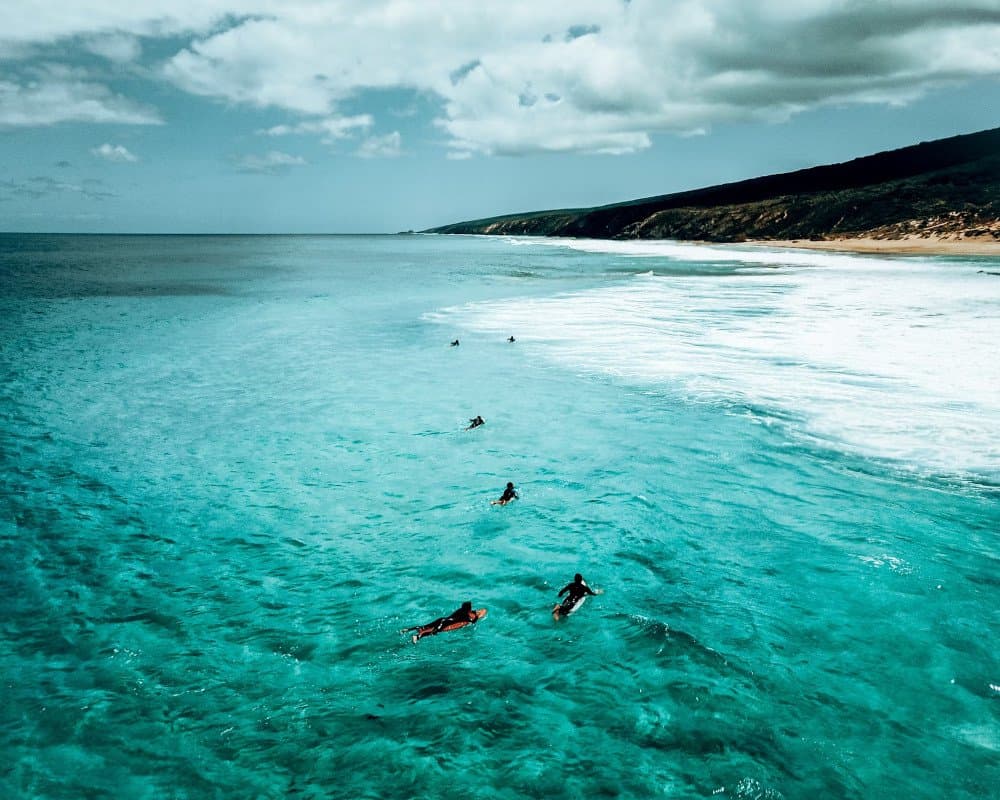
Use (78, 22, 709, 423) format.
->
(516, 235, 921, 271)
(433, 242, 1000, 478)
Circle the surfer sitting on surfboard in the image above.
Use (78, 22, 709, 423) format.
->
(405, 601, 480, 643)
(553, 573, 602, 620)
(466, 415, 485, 430)
(491, 481, 518, 506)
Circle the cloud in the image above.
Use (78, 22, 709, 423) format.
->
(233, 149, 307, 174)
(91, 143, 139, 162)
(0, 65, 162, 127)
(0, 175, 116, 201)
(0, 2, 241, 47)
(258, 114, 373, 144)
(83, 33, 142, 63)
(2, 2, 1000, 154)
(355, 131, 402, 158)
(155, 2, 1000, 156)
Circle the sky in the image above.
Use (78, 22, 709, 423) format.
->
(2, 1, 999, 233)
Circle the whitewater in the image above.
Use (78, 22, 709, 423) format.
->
(435, 237, 1000, 480)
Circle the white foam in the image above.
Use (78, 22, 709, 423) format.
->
(433, 241, 1000, 476)
(518, 235, 916, 271)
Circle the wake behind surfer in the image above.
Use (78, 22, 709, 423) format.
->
(491, 481, 518, 506)
(553, 573, 602, 620)
(405, 601, 479, 643)
(466, 415, 485, 430)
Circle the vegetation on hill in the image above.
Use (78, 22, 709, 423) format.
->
(428, 127, 1000, 243)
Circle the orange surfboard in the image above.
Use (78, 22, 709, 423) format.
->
(407, 608, 487, 642)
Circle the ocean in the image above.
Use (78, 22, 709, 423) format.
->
(1, 233, 997, 799)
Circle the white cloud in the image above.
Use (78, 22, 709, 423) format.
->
(258, 114, 373, 143)
(157, 1, 1000, 156)
(84, 33, 142, 63)
(356, 131, 402, 158)
(2, 2, 1000, 154)
(233, 149, 307, 173)
(91, 142, 139, 162)
(0, 1, 255, 46)
(0, 67, 163, 127)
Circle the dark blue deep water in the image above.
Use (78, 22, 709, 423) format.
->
(1, 233, 997, 798)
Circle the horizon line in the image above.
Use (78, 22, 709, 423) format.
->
(0, 231, 426, 237)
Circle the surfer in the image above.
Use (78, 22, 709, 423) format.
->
(406, 601, 479, 643)
(507, 335, 516, 343)
(553, 573, 601, 620)
(450, 339, 460, 346)
(466, 415, 485, 430)
(491, 481, 518, 506)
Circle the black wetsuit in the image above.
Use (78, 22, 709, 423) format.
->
(436, 605, 476, 631)
(498, 486, 517, 503)
(409, 605, 476, 640)
(557, 580, 595, 615)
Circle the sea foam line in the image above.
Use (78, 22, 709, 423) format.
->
(432, 241, 1000, 477)
(515, 235, 925, 271)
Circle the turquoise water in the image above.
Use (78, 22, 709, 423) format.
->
(1, 233, 997, 799)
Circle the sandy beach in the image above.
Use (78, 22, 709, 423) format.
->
(750, 236, 1000, 257)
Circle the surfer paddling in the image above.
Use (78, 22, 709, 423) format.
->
(466, 415, 485, 430)
(491, 481, 518, 506)
(553, 573, 602, 620)
(404, 601, 482, 644)
(450, 339, 460, 346)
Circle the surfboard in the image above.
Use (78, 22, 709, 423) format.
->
(408, 608, 487, 642)
(437, 607, 487, 632)
(552, 595, 586, 620)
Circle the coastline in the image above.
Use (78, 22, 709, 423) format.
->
(746, 236, 1000, 257)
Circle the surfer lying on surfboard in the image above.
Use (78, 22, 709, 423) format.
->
(553, 573, 603, 620)
(466, 415, 485, 430)
(491, 481, 518, 505)
(404, 601, 485, 643)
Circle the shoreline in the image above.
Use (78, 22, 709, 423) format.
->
(745, 236, 1000, 257)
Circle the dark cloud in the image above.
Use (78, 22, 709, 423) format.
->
(699, 4, 1000, 79)
(566, 25, 600, 42)
(1, 3, 999, 156)
(449, 60, 480, 86)
(0, 175, 116, 201)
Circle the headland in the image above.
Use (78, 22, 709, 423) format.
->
(428, 127, 1000, 256)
